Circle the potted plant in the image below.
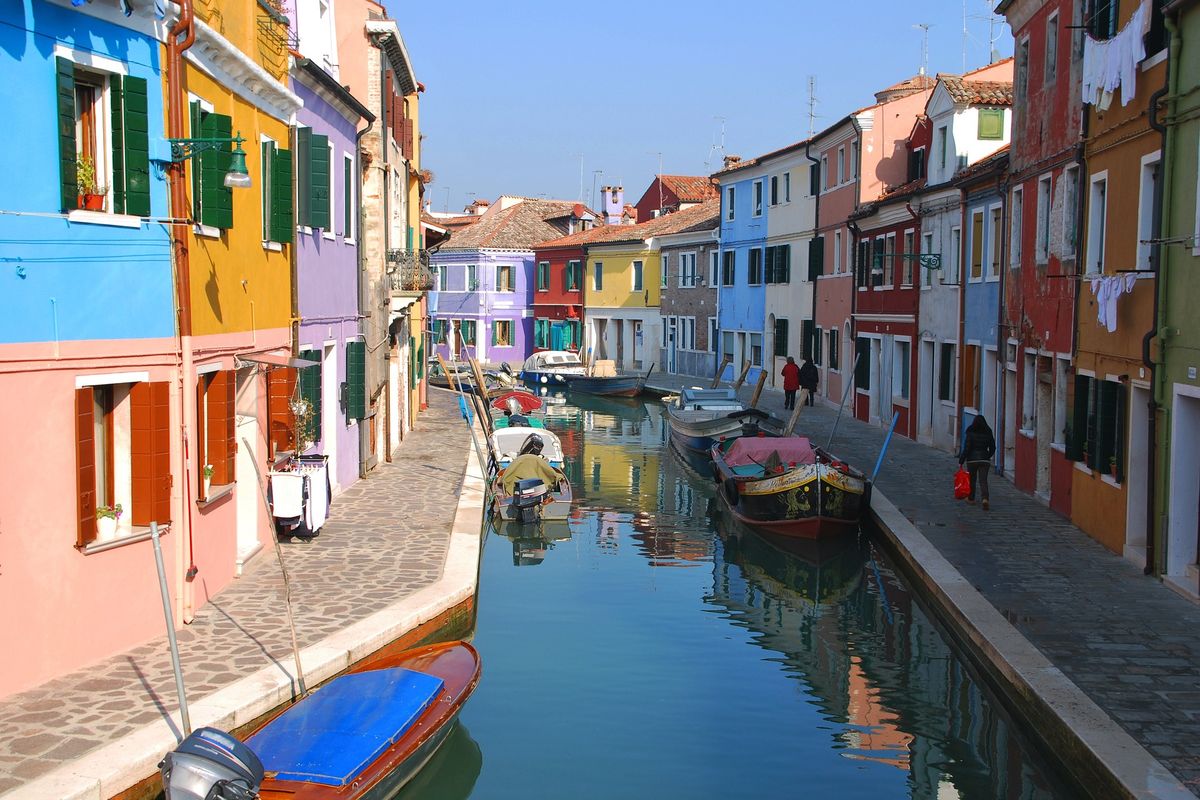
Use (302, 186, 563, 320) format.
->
(1109, 455, 1119, 480)
(76, 157, 107, 211)
(202, 464, 214, 498)
(95, 503, 123, 541)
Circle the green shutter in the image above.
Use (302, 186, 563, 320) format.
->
(801, 319, 815, 360)
(270, 147, 294, 243)
(855, 338, 871, 390)
(56, 56, 77, 212)
(1097, 380, 1118, 473)
(808, 236, 824, 281)
(200, 112, 233, 228)
(781, 245, 791, 282)
(190, 102, 202, 220)
(261, 141, 273, 241)
(343, 156, 352, 237)
(121, 76, 151, 217)
(110, 75, 125, 214)
(299, 349, 322, 444)
(345, 340, 366, 421)
(309, 133, 330, 230)
(296, 127, 311, 226)
(979, 108, 1003, 140)
(1114, 383, 1126, 483)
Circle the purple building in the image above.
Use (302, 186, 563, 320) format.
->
(289, 56, 373, 495)
(430, 198, 590, 366)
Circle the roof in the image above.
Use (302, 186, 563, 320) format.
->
(879, 73, 937, 94)
(940, 77, 1014, 106)
(439, 199, 582, 251)
(536, 198, 720, 250)
(364, 19, 417, 94)
(849, 178, 927, 221)
(294, 59, 375, 123)
(953, 144, 1011, 184)
(711, 137, 812, 178)
(658, 175, 718, 203)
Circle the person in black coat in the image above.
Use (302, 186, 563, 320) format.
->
(798, 357, 819, 406)
(958, 415, 997, 509)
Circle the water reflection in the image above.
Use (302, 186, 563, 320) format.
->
(395, 721, 481, 800)
(491, 519, 574, 567)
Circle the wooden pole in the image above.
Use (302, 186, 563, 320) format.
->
(749, 369, 768, 408)
(466, 353, 491, 402)
(783, 389, 809, 436)
(732, 360, 752, 390)
(710, 356, 732, 389)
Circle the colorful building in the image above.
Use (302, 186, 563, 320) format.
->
(633, 174, 718, 224)
(714, 158, 769, 380)
(531, 205, 598, 353)
(1068, 0, 1167, 560)
(1157, 0, 1200, 595)
(658, 209, 721, 378)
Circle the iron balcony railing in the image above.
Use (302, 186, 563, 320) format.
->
(387, 249, 435, 292)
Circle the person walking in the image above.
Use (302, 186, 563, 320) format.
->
(958, 415, 997, 510)
(798, 356, 819, 406)
(781, 356, 801, 410)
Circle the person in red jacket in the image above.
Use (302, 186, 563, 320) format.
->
(781, 356, 801, 410)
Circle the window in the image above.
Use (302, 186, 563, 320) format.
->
(748, 248, 763, 285)
(537, 261, 550, 291)
(492, 319, 513, 348)
(260, 139, 295, 244)
(810, 162, 820, 196)
(801, 319, 815, 361)
(565, 260, 580, 291)
(1068, 375, 1126, 480)
(922, 232, 934, 287)
(871, 237, 886, 287)
(978, 109, 1005, 140)
(725, 186, 735, 221)
(812, 326, 823, 367)
(909, 147, 927, 182)
(1087, 0, 1118, 40)
(436, 265, 448, 291)
(784, 172, 791, 202)
(496, 264, 514, 292)
(1035, 177, 1052, 264)
(855, 337, 871, 390)
(593, 261, 603, 291)
(534, 319, 550, 349)
(1017, 37, 1030, 106)
(963, 345, 981, 409)
(295, 126, 330, 231)
(857, 240, 872, 287)
(753, 180, 763, 216)
(1137, 154, 1161, 270)
(893, 341, 910, 400)
(749, 333, 763, 367)
(937, 126, 948, 172)
(197, 370, 237, 491)
(837, 147, 845, 184)
(1045, 13, 1059, 84)
(460, 319, 477, 346)
(770, 175, 779, 205)
(765, 244, 791, 283)
(709, 251, 720, 287)
(988, 206, 1002, 278)
(679, 252, 698, 287)
(828, 329, 840, 371)
(884, 233, 896, 286)
(343, 154, 355, 241)
(322, 140, 335, 238)
(949, 226, 962, 283)
(708, 317, 718, 353)
(679, 317, 697, 350)
(851, 141, 859, 177)
(774, 318, 789, 358)
(938, 342, 956, 401)
(1011, 187, 1024, 267)
(821, 155, 830, 190)
(902, 230, 915, 286)
(722, 251, 735, 286)
(834, 230, 843, 274)
(189, 100, 235, 229)
(1022, 352, 1037, 428)
(1063, 166, 1080, 258)
(1087, 175, 1107, 274)
(432, 319, 448, 344)
(632, 260, 644, 291)
(970, 211, 984, 280)
(466, 264, 478, 291)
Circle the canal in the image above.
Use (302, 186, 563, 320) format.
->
(401, 394, 1082, 799)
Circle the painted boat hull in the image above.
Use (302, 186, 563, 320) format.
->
(492, 481, 573, 521)
(666, 408, 780, 454)
(563, 374, 646, 397)
(519, 370, 576, 387)
(711, 449, 869, 540)
(256, 641, 481, 800)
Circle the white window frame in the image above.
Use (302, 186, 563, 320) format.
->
(343, 153, 356, 244)
(593, 261, 603, 291)
(833, 229, 842, 274)
(784, 171, 791, 202)
(1063, 165, 1080, 258)
(821, 155, 830, 191)
(725, 186, 735, 221)
(947, 225, 962, 284)
(753, 180, 763, 217)
(969, 209, 985, 283)
(884, 232, 897, 288)
(987, 204, 1002, 280)
(260, 133, 279, 249)
(892, 337, 911, 403)
(1086, 171, 1108, 275)
(496, 263, 515, 292)
(837, 146, 846, 185)
(1010, 185, 1024, 267)
(708, 317, 718, 353)
(1045, 12, 1059, 86)
(678, 251, 698, 288)
(902, 228, 916, 286)
(1137, 151, 1161, 270)
(921, 231, 934, 288)
(709, 250, 719, 287)
(1036, 174, 1053, 264)
(632, 260, 644, 291)
(323, 139, 336, 241)
(770, 175, 779, 206)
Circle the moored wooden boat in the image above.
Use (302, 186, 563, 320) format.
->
(562, 372, 646, 397)
(518, 350, 587, 386)
(665, 387, 780, 453)
(710, 435, 869, 539)
(248, 641, 481, 800)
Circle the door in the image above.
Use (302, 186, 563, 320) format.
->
(1167, 392, 1200, 582)
(1035, 357, 1053, 497)
(1125, 384, 1150, 565)
(633, 320, 644, 368)
(323, 343, 338, 494)
(235, 367, 260, 568)
(667, 318, 677, 373)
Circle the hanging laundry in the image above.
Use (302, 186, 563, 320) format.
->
(1081, 0, 1151, 109)
(1090, 274, 1138, 333)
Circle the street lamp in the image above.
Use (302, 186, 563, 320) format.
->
(166, 132, 252, 188)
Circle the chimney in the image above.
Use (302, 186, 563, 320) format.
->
(467, 198, 490, 215)
(601, 185, 624, 225)
(723, 155, 742, 170)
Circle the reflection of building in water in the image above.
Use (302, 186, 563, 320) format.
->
(707, 527, 1061, 800)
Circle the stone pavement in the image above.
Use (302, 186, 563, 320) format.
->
(0, 390, 472, 796)
(648, 372, 1200, 793)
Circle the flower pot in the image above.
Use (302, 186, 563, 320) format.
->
(96, 516, 118, 541)
(81, 193, 106, 211)
(203, 477, 211, 499)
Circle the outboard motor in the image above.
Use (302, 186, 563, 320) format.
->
(159, 727, 263, 800)
(518, 433, 545, 457)
(511, 478, 548, 524)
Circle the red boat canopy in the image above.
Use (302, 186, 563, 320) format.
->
(725, 437, 816, 468)
(490, 391, 542, 413)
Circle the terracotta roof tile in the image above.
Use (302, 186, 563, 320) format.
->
(658, 175, 718, 203)
(440, 199, 581, 251)
(940, 77, 1014, 106)
(537, 199, 720, 249)
(953, 144, 1011, 182)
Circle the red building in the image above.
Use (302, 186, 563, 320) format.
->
(530, 242, 585, 352)
(996, 0, 1082, 516)
(850, 180, 925, 439)
(633, 174, 718, 224)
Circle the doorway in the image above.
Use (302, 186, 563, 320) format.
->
(1125, 384, 1150, 567)
(323, 343, 338, 494)
(235, 367, 261, 571)
(1004, 363, 1017, 474)
(1035, 356, 1053, 498)
(1167, 390, 1200, 593)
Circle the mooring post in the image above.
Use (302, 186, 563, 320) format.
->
(749, 369, 768, 408)
(710, 356, 732, 389)
(732, 360, 752, 390)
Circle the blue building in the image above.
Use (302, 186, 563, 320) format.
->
(714, 163, 768, 381)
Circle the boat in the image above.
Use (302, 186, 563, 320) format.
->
(158, 641, 481, 800)
(518, 350, 587, 387)
(429, 361, 517, 396)
(710, 434, 870, 539)
(486, 392, 573, 523)
(562, 364, 653, 398)
(664, 387, 780, 454)
(489, 391, 550, 433)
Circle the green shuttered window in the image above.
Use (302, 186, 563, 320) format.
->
(56, 57, 78, 212)
(298, 349, 322, 444)
(120, 76, 151, 216)
(345, 340, 366, 422)
(261, 142, 294, 244)
(309, 133, 331, 230)
(808, 236, 824, 281)
(190, 101, 233, 228)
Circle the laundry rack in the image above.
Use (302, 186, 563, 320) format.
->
(268, 454, 331, 539)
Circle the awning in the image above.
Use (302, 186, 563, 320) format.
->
(237, 352, 320, 369)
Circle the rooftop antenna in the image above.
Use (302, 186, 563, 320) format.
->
(573, 152, 584, 202)
(704, 116, 727, 171)
(807, 77, 818, 137)
(647, 151, 664, 212)
(962, 0, 969, 72)
(913, 24, 931, 76)
(590, 170, 603, 212)
(442, 186, 451, 212)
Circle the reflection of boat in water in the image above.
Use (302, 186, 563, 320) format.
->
(665, 388, 781, 453)
(491, 519, 574, 566)
(393, 721, 481, 800)
(566, 391, 650, 418)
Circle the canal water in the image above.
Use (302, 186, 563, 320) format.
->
(401, 395, 1081, 800)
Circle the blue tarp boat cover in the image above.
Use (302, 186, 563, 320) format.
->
(247, 667, 445, 786)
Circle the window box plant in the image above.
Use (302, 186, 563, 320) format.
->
(76, 157, 107, 211)
(203, 464, 214, 498)
(95, 503, 123, 541)
(1109, 455, 1119, 480)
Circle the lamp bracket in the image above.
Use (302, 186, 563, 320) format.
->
(167, 135, 247, 163)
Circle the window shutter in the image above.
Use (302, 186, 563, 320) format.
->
(346, 340, 366, 421)
(131, 382, 172, 526)
(206, 371, 232, 484)
(809, 162, 820, 196)
(299, 350, 322, 445)
(309, 133, 331, 230)
(1097, 380, 1118, 472)
(781, 245, 791, 283)
(268, 366, 297, 455)
(808, 236, 824, 281)
(200, 113, 233, 228)
(190, 101, 202, 220)
(296, 127, 312, 226)
(1114, 383, 1127, 483)
(111, 75, 126, 214)
(75, 387, 96, 547)
(855, 338, 871, 390)
(491, 321, 498, 347)
(195, 376, 206, 492)
(343, 156, 352, 236)
(56, 57, 78, 213)
(222, 369, 237, 484)
(270, 147, 294, 243)
(978, 108, 1003, 140)
(121, 76, 151, 217)
(801, 319, 815, 360)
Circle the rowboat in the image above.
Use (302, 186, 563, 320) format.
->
(710, 434, 869, 539)
(518, 350, 587, 386)
(486, 391, 573, 523)
(562, 364, 653, 398)
(159, 641, 481, 800)
(665, 387, 780, 454)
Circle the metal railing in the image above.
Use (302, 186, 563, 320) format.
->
(387, 249, 435, 292)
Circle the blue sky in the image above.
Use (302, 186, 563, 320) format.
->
(395, 1, 1013, 213)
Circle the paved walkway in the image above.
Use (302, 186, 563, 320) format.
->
(649, 372, 1200, 793)
(0, 391, 472, 796)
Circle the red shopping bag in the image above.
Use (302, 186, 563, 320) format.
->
(953, 467, 971, 500)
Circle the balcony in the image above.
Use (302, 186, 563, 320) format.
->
(388, 249, 434, 293)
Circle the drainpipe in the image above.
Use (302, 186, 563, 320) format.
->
(166, 0, 198, 621)
(1144, 16, 1178, 575)
(995, 169, 1011, 475)
(905, 199, 920, 437)
(805, 141, 822, 397)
